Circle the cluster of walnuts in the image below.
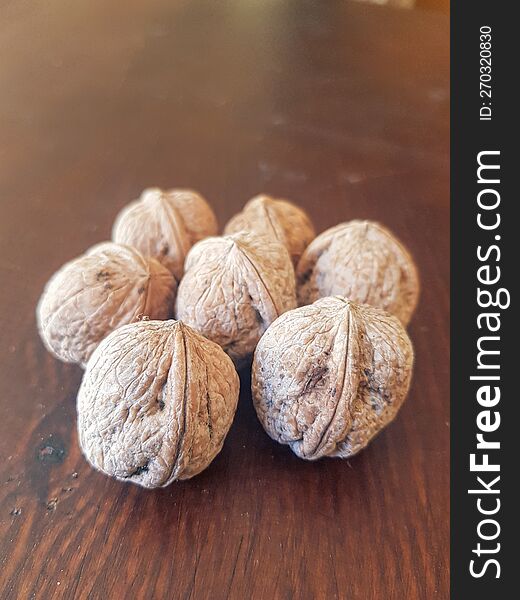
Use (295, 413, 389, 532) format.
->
(37, 188, 419, 488)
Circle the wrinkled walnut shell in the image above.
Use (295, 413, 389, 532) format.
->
(175, 231, 297, 364)
(297, 220, 419, 325)
(224, 194, 315, 266)
(252, 296, 414, 460)
(78, 319, 240, 488)
(37, 242, 176, 366)
(112, 188, 218, 280)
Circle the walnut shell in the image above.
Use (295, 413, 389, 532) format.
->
(78, 319, 239, 488)
(112, 188, 218, 280)
(252, 296, 414, 460)
(224, 194, 315, 266)
(296, 220, 419, 325)
(175, 231, 297, 364)
(37, 242, 176, 366)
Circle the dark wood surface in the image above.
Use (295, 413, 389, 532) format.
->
(0, 2, 449, 598)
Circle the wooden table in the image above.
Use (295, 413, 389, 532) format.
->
(0, 2, 449, 598)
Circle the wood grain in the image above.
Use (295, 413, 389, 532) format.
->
(0, 1, 449, 598)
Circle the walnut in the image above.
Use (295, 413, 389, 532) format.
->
(252, 296, 413, 460)
(296, 220, 419, 325)
(224, 194, 315, 266)
(37, 242, 176, 366)
(175, 231, 297, 364)
(112, 188, 218, 280)
(77, 319, 239, 487)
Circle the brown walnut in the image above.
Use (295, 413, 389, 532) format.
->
(297, 220, 419, 325)
(112, 188, 218, 280)
(252, 296, 414, 460)
(175, 231, 297, 364)
(78, 320, 239, 488)
(224, 194, 315, 266)
(37, 242, 176, 366)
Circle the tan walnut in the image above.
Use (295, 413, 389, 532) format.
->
(175, 231, 297, 365)
(37, 242, 176, 366)
(224, 194, 315, 266)
(77, 320, 239, 488)
(296, 220, 419, 325)
(252, 296, 414, 460)
(112, 188, 218, 280)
